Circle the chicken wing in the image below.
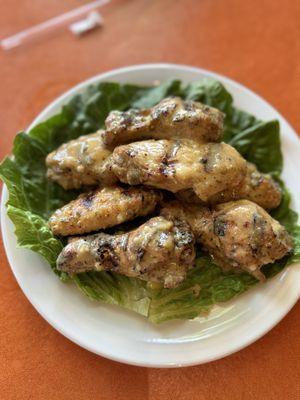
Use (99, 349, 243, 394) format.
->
(46, 131, 116, 190)
(57, 216, 196, 288)
(111, 139, 247, 202)
(49, 186, 162, 236)
(176, 162, 282, 210)
(161, 200, 292, 280)
(103, 97, 224, 146)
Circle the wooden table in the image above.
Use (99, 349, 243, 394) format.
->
(1, 1, 300, 399)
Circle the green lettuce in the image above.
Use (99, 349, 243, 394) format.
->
(73, 272, 151, 317)
(0, 78, 299, 323)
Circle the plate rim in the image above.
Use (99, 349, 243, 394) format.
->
(1, 62, 300, 368)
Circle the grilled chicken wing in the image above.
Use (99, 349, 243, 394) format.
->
(103, 97, 224, 146)
(111, 139, 247, 202)
(161, 200, 292, 280)
(49, 186, 162, 236)
(57, 216, 195, 288)
(176, 162, 282, 210)
(46, 131, 116, 190)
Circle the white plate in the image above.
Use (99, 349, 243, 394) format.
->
(1, 64, 300, 367)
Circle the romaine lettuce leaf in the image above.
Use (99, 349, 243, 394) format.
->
(73, 272, 151, 316)
(229, 120, 283, 174)
(149, 257, 257, 323)
(0, 78, 299, 323)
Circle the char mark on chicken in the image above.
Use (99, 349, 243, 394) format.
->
(161, 200, 292, 280)
(46, 131, 116, 190)
(103, 97, 224, 146)
(111, 139, 247, 202)
(176, 162, 282, 210)
(49, 186, 163, 236)
(57, 215, 196, 288)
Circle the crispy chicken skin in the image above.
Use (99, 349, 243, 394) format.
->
(103, 97, 224, 146)
(176, 162, 282, 210)
(57, 216, 196, 288)
(161, 200, 292, 280)
(210, 162, 282, 209)
(49, 186, 162, 236)
(46, 131, 116, 190)
(111, 139, 247, 202)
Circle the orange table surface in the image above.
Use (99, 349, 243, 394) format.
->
(1, 0, 300, 399)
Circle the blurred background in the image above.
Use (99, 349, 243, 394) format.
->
(1, 1, 300, 399)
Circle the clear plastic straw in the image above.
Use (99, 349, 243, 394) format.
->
(1, 0, 110, 50)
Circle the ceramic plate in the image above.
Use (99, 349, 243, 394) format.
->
(1, 64, 300, 367)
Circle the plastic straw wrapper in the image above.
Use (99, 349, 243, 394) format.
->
(1, 0, 110, 51)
